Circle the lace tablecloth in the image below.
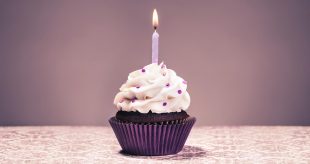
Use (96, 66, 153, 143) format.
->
(0, 126, 309, 163)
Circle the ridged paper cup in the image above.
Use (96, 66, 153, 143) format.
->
(109, 116, 196, 156)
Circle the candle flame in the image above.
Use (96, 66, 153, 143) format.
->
(152, 9, 158, 29)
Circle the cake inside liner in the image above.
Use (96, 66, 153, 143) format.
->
(116, 110, 189, 124)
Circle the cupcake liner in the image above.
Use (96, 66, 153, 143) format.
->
(109, 116, 196, 156)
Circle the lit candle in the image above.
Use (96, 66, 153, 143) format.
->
(152, 9, 159, 64)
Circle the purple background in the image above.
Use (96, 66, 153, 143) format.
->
(0, 0, 310, 126)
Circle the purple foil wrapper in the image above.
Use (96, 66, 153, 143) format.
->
(109, 117, 196, 156)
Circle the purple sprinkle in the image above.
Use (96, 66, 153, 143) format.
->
(136, 86, 140, 89)
(131, 97, 137, 103)
(178, 90, 182, 94)
(141, 68, 146, 73)
(183, 80, 187, 84)
(163, 102, 167, 106)
(166, 83, 170, 87)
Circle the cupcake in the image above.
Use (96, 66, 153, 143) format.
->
(109, 62, 196, 156)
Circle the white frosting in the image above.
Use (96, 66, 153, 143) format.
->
(114, 62, 190, 114)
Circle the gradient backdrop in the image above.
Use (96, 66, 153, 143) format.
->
(0, 0, 310, 126)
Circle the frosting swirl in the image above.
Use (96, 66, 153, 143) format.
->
(114, 63, 190, 114)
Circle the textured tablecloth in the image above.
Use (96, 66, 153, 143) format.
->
(0, 126, 309, 163)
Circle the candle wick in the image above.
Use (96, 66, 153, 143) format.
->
(154, 26, 157, 30)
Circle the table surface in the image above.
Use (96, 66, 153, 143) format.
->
(0, 126, 309, 163)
